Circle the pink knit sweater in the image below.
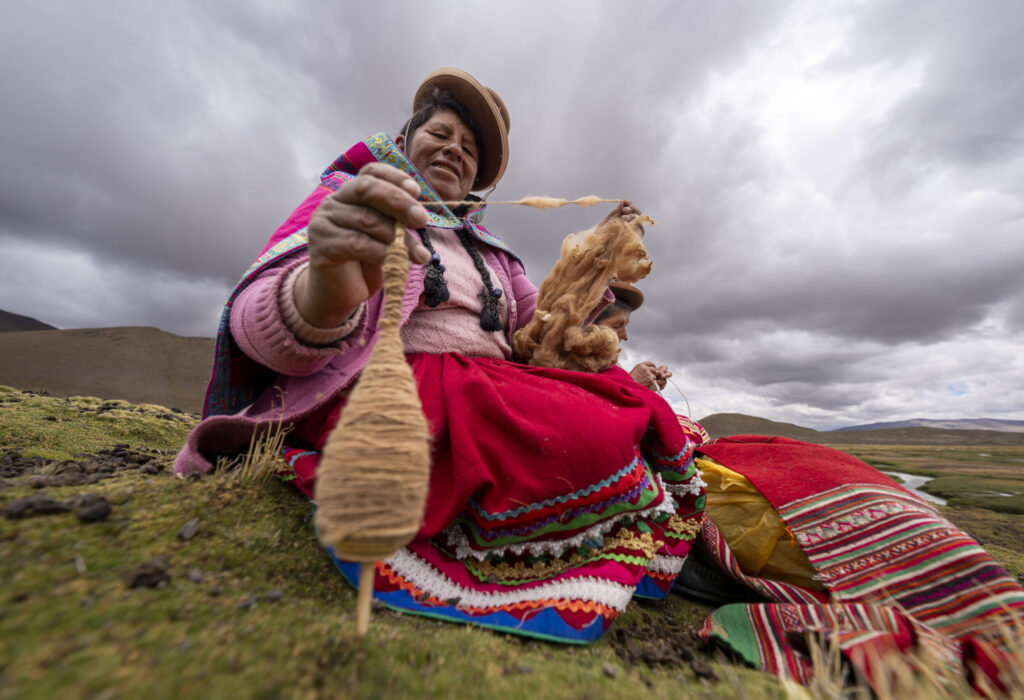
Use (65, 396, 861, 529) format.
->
(173, 232, 538, 475)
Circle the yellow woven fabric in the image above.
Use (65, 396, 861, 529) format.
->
(697, 456, 823, 590)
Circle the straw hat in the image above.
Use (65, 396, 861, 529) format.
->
(610, 281, 644, 311)
(414, 67, 510, 191)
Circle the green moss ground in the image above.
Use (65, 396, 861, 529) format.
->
(1, 387, 779, 699)
(0, 385, 195, 461)
(3, 387, 1022, 698)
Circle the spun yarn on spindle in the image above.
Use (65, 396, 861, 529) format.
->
(314, 221, 431, 634)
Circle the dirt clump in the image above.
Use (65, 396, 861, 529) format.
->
(125, 555, 172, 589)
(4, 493, 72, 519)
(75, 494, 111, 522)
(2, 444, 171, 520)
(608, 610, 719, 682)
(1, 445, 170, 486)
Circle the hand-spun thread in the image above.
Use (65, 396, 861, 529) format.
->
(665, 377, 692, 417)
(428, 195, 621, 210)
(512, 215, 654, 373)
(314, 221, 431, 562)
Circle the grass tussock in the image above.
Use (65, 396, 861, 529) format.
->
(215, 419, 292, 485)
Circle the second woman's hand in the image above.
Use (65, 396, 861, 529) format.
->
(601, 199, 644, 235)
(630, 361, 672, 391)
(295, 163, 432, 329)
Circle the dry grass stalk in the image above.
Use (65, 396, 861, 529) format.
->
(215, 417, 291, 485)
(784, 609, 1024, 700)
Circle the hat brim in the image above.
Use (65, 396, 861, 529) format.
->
(609, 281, 644, 311)
(414, 68, 509, 191)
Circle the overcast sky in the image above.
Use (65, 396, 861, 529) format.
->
(2, 1, 1022, 429)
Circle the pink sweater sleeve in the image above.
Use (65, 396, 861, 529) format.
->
(508, 257, 538, 330)
(229, 256, 368, 377)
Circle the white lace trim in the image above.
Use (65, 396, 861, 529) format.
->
(647, 554, 687, 575)
(446, 472, 677, 561)
(385, 547, 636, 612)
(666, 471, 706, 498)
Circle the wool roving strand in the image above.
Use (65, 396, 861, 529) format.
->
(431, 195, 619, 210)
(314, 221, 431, 637)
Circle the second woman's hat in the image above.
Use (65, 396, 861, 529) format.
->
(609, 281, 644, 311)
(414, 68, 510, 191)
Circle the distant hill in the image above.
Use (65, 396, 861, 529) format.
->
(1, 316, 1021, 440)
(698, 412, 1024, 447)
(0, 309, 57, 333)
(695, 413, 824, 443)
(0, 326, 214, 414)
(835, 418, 1024, 433)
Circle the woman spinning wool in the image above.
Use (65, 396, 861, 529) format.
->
(594, 281, 672, 392)
(174, 68, 706, 642)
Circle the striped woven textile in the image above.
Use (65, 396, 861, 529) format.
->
(694, 436, 1024, 691)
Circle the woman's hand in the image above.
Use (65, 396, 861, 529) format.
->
(294, 163, 432, 328)
(629, 361, 672, 391)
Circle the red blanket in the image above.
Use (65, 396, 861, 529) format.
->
(695, 436, 1024, 693)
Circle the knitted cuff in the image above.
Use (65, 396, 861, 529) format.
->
(279, 262, 366, 347)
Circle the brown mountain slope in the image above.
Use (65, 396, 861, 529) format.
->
(2, 324, 1020, 444)
(696, 413, 824, 442)
(0, 327, 213, 413)
(698, 412, 1024, 446)
(0, 309, 57, 333)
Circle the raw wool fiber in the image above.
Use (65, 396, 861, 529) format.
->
(512, 214, 653, 372)
(314, 221, 431, 563)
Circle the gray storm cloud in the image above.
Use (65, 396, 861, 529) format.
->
(1, 0, 1022, 429)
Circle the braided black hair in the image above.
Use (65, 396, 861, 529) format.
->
(414, 227, 504, 332)
(455, 228, 504, 332)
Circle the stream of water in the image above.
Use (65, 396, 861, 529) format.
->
(881, 471, 946, 505)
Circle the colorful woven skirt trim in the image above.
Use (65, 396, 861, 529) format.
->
(285, 353, 706, 642)
(324, 513, 662, 644)
(693, 436, 1024, 690)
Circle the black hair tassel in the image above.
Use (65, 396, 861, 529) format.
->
(417, 229, 450, 307)
(480, 288, 503, 332)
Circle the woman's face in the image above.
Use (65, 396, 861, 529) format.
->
(398, 109, 479, 202)
(597, 310, 630, 342)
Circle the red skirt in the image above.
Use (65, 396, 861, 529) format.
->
(281, 353, 707, 642)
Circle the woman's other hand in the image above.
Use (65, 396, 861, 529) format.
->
(629, 361, 671, 391)
(295, 163, 432, 328)
(601, 199, 644, 235)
